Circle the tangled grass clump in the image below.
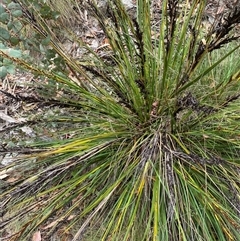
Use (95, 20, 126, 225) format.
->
(0, 0, 240, 240)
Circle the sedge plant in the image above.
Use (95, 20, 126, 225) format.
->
(0, 0, 240, 240)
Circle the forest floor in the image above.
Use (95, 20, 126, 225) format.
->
(0, 0, 240, 240)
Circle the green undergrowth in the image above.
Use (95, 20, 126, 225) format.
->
(0, 0, 240, 240)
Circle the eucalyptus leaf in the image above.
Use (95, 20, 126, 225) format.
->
(1, 48, 22, 58)
(11, 20, 22, 32)
(9, 36, 20, 46)
(3, 58, 12, 65)
(7, 2, 21, 10)
(41, 35, 51, 45)
(0, 12, 10, 23)
(0, 5, 6, 14)
(0, 43, 7, 49)
(0, 27, 10, 40)
(6, 64, 16, 74)
(8, 48, 22, 58)
(11, 9, 23, 18)
(7, 21, 13, 30)
(0, 66, 8, 78)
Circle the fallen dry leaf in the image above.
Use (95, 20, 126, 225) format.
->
(32, 230, 41, 241)
(6, 176, 20, 183)
(42, 217, 64, 230)
(67, 214, 76, 221)
(0, 111, 21, 123)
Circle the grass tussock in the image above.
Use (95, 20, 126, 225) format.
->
(0, 0, 240, 240)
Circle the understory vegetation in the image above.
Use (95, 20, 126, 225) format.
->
(0, 0, 240, 240)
